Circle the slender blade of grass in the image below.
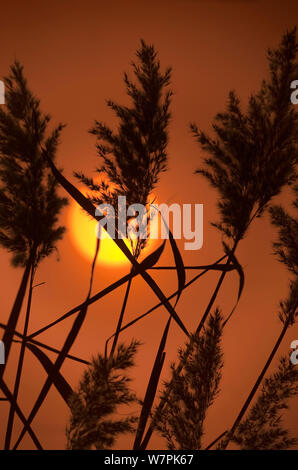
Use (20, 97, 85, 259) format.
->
(133, 318, 171, 449)
(168, 232, 185, 307)
(0, 324, 90, 365)
(43, 150, 189, 338)
(151, 205, 186, 306)
(139, 240, 166, 271)
(0, 378, 43, 450)
(223, 251, 245, 326)
(29, 240, 167, 340)
(5, 262, 36, 449)
(105, 254, 229, 348)
(0, 255, 33, 381)
(12, 239, 100, 449)
(24, 342, 74, 405)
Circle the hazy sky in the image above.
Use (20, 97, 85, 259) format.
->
(0, 0, 297, 450)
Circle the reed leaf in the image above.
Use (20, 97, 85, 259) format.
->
(0, 378, 43, 449)
(0, 323, 90, 366)
(43, 147, 189, 338)
(105, 254, 229, 352)
(28, 240, 169, 340)
(133, 318, 171, 449)
(12, 239, 100, 449)
(24, 342, 73, 405)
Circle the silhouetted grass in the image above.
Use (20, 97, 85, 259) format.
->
(0, 30, 297, 451)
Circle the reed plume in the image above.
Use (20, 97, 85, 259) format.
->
(0, 61, 67, 449)
(66, 340, 140, 450)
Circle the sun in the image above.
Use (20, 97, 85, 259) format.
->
(68, 198, 158, 267)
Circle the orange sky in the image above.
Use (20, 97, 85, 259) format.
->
(0, 0, 297, 450)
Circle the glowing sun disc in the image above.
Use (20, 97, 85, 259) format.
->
(68, 198, 157, 267)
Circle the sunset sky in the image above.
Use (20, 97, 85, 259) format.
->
(0, 0, 297, 450)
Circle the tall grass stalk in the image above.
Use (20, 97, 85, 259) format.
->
(5, 261, 36, 449)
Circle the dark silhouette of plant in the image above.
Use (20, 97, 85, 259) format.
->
(74, 47, 182, 452)
(231, 356, 298, 450)
(10, 42, 188, 450)
(75, 40, 173, 358)
(214, 183, 298, 450)
(66, 340, 140, 450)
(0, 61, 67, 448)
(11, 231, 100, 451)
(75, 39, 172, 260)
(207, 174, 298, 449)
(270, 185, 298, 277)
(191, 27, 297, 330)
(140, 28, 298, 451)
(1, 30, 296, 452)
(154, 309, 223, 450)
(0, 62, 67, 270)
